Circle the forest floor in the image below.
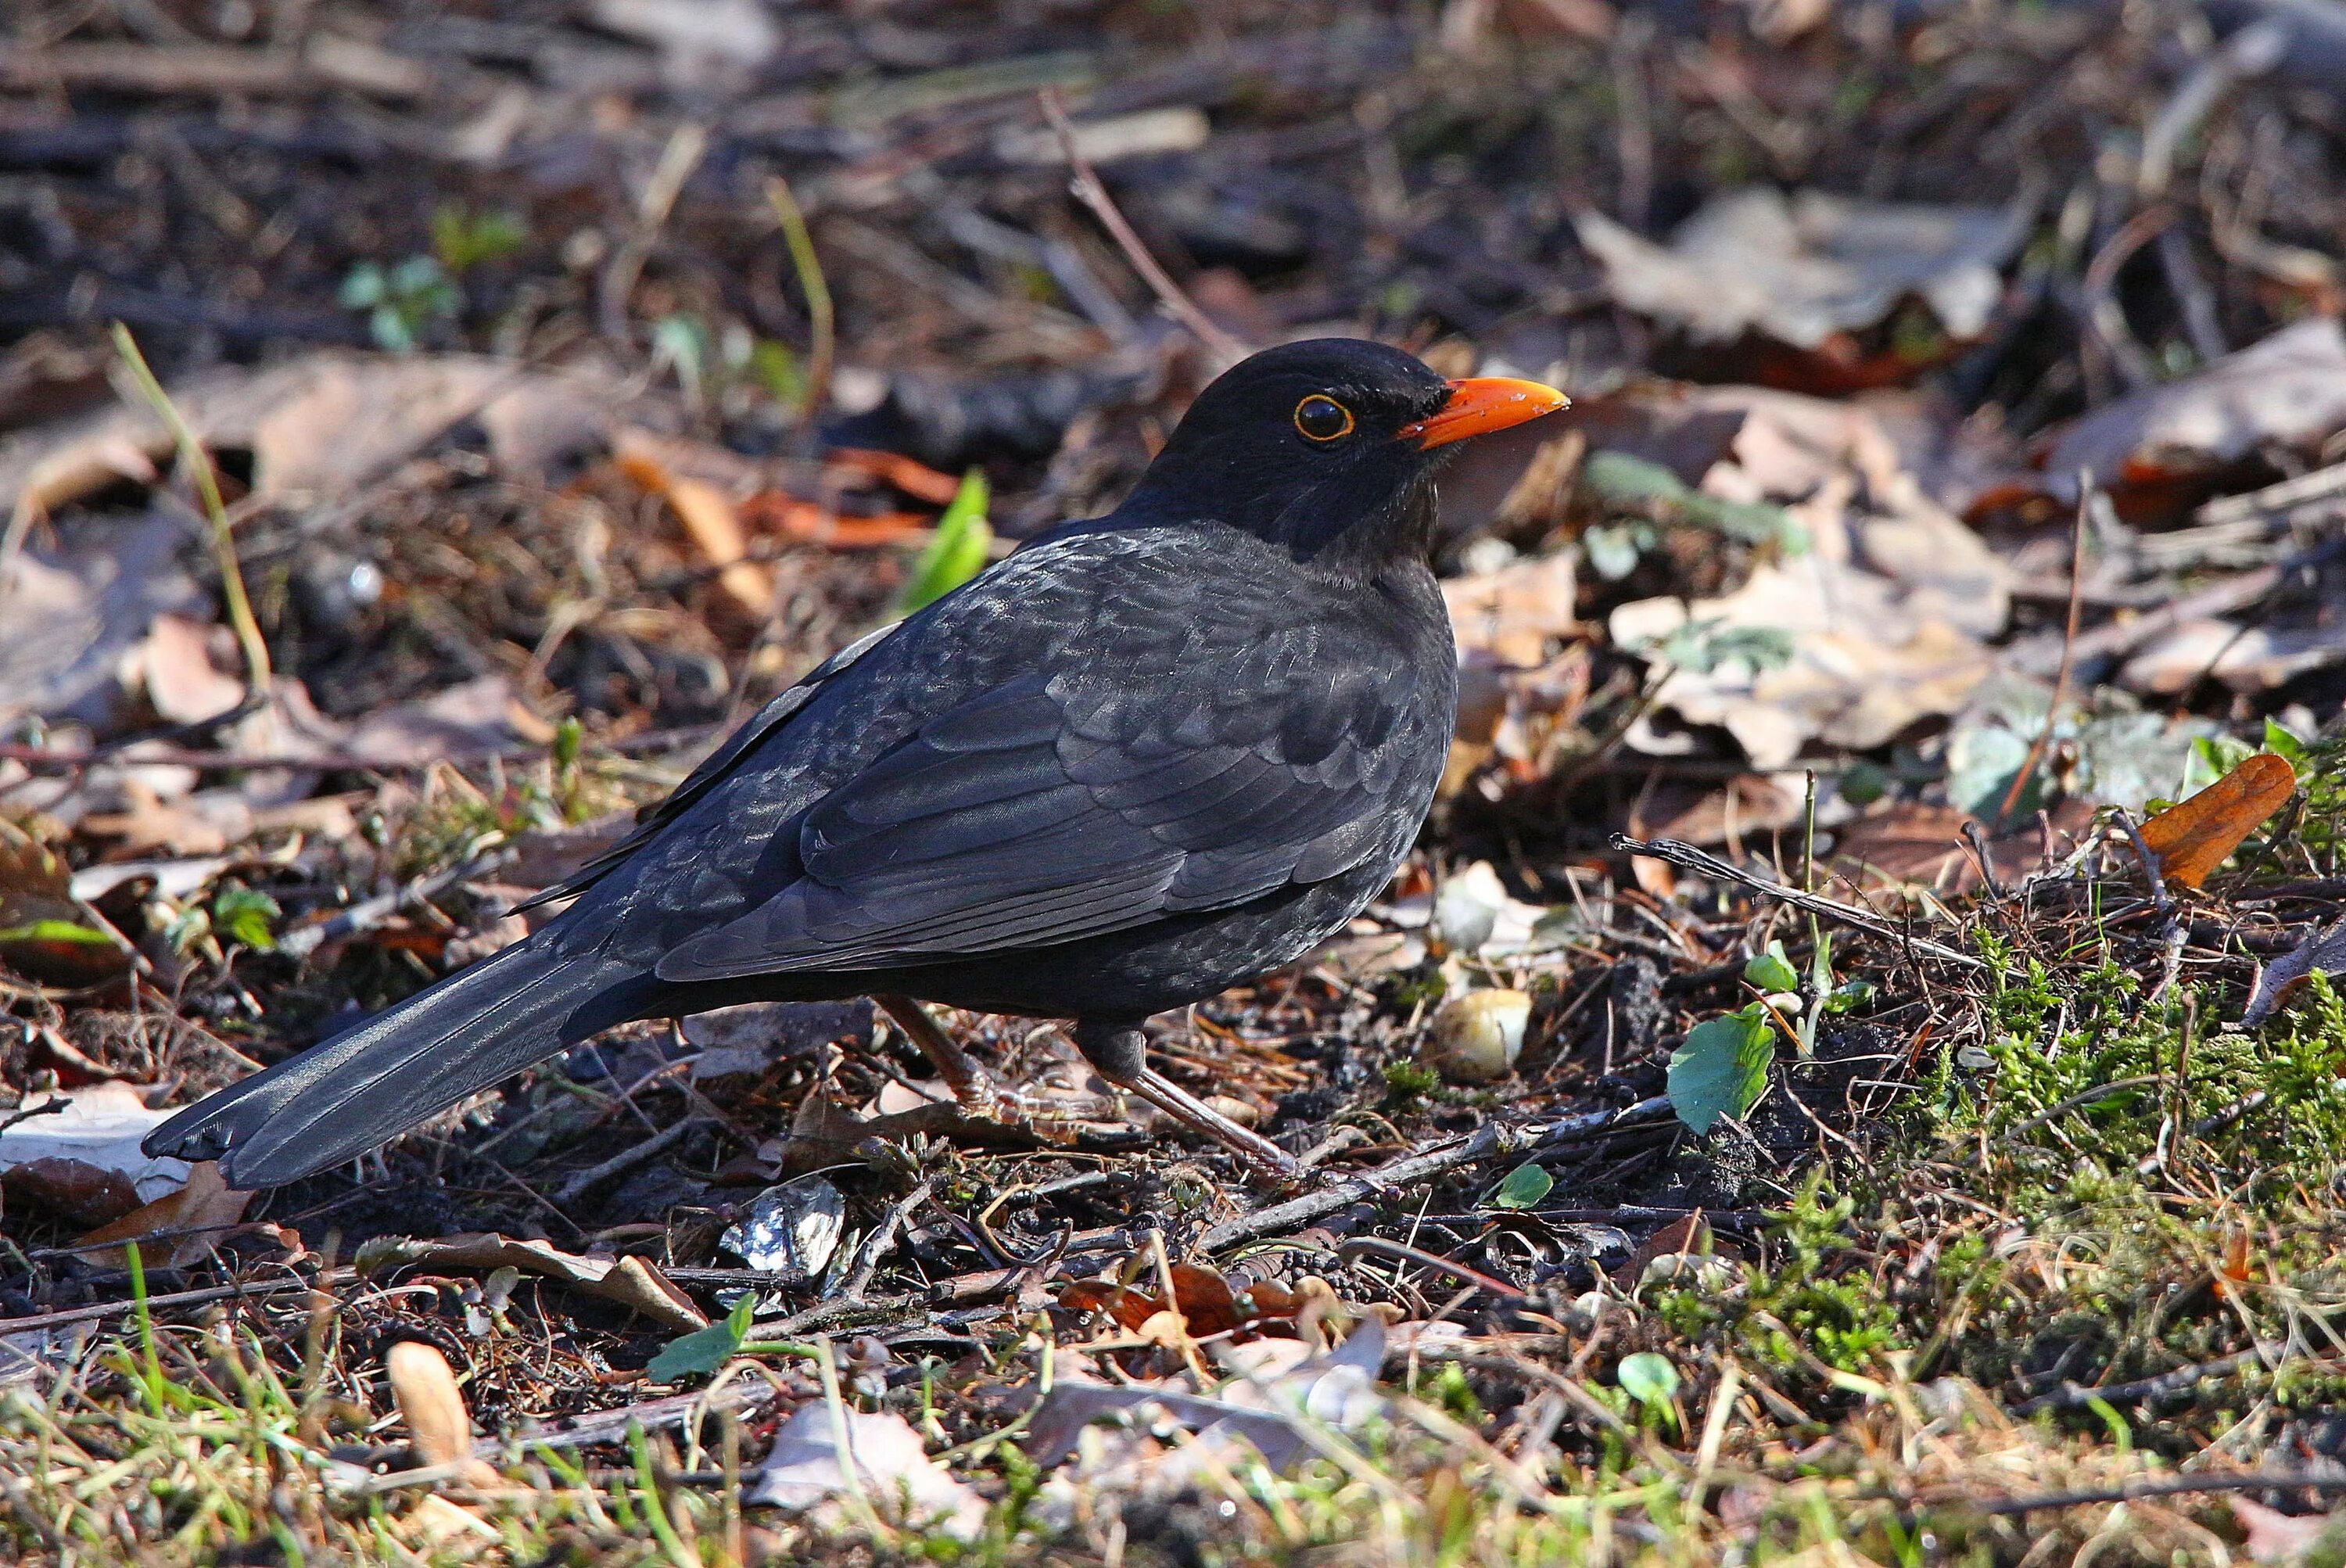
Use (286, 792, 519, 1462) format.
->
(8, 0, 2346, 1563)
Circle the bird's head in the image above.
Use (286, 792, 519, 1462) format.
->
(1122, 338, 1567, 565)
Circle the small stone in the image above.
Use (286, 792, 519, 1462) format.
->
(1422, 989, 1532, 1084)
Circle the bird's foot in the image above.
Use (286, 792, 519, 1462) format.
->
(1121, 1065, 1304, 1186)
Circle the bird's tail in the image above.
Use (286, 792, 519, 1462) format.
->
(145, 936, 637, 1189)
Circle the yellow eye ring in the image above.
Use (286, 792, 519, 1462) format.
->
(1293, 394, 1355, 443)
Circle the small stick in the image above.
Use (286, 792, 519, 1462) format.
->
(1612, 835, 1987, 971)
(549, 1115, 703, 1207)
(1996, 475, 2091, 826)
(1038, 88, 1247, 368)
(839, 1178, 935, 1302)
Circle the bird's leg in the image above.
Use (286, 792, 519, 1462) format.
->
(1072, 1019, 1304, 1184)
(875, 994, 1013, 1121)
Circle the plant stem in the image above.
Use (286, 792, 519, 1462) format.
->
(110, 325, 273, 691)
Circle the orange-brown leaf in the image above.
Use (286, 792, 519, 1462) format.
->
(2140, 752, 2296, 889)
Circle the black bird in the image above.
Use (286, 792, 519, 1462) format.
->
(146, 339, 1566, 1186)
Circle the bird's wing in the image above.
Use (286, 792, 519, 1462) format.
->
(651, 611, 1433, 981)
(514, 623, 898, 913)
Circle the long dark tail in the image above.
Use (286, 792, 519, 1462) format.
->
(145, 936, 641, 1189)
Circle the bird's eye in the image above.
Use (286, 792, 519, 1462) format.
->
(1293, 394, 1355, 443)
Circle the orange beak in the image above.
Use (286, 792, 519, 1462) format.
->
(1399, 376, 1569, 449)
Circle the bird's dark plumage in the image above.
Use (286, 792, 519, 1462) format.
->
(147, 339, 1566, 1186)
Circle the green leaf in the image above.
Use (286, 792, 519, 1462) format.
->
(211, 888, 279, 953)
(891, 468, 992, 617)
(2264, 719, 2308, 771)
(1489, 1161, 1554, 1210)
(339, 263, 386, 309)
(1616, 1351, 1680, 1408)
(646, 1294, 755, 1383)
(1743, 943, 1799, 995)
(1582, 522, 1645, 580)
(1824, 978, 1877, 1014)
(0, 919, 113, 947)
(1668, 1005, 1774, 1134)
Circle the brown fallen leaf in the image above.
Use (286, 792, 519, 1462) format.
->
(353, 1233, 707, 1330)
(615, 432, 773, 614)
(2243, 921, 2346, 1028)
(385, 1341, 501, 1488)
(2139, 752, 2296, 890)
(0, 829, 128, 988)
(740, 493, 932, 550)
(0, 1082, 191, 1224)
(2039, 318, 2346, 522)
(73, 1161, 250, 1270)
(1441, 549, 1579, 668)
(2230, 1496, 2345, 1565)
(1060, 1260, 1304, 1340)
(823, 447, 963, 504)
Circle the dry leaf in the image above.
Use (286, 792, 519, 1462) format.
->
(2118, 619, 2346, 695)
(2042, 318, 2346, 516)
(1831, 800, 2096, 893)
(385, 1341, 500, 1487)
(1442, 550, 1579, 667)
(0, 1083, 192, 1225)
(0, 511, 203, 727)
(2244, 921, 2346, 1028)
(2231, 1496, 2344, 1564)
(748, 1405, 985, 1538)
(133, 612, 245, 724)
(340, 675, 543, 763)
(2139, 752, 2295, 889)
(1576, 188, 2029, 350)
(73, 1161, 250, 1270)
(354, 1233, 707, 1330)
(0, 831, 127, 988)
(616, 431, 773, 613)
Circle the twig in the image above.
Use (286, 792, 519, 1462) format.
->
(839, 1178, 934, 1301)
(765, 176, 835, 425)
(1996, 477, 2090, 826)
(599, 121, 708, 341)
(1612, 835, 1988, 971)
(551, 1115, 705, 1207)
(278, 848, 514, 960)
(2014, 1345, 2288, 1416)
(2082, 205, 2173, 393)
(1335, 1237, 1528, 1301)
(2003, 1076, 2161, 1143)
(1957, 1471, 2346, 1516)
(0, 720, 723, 776)
(1037, 88, 1247, 368)
(0, 1268, 356, 1336)
(111, 323, 271, 691)
(1194, 1103, 1670, 1255)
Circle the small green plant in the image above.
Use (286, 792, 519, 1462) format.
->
(891, 468, 992, 618)
(1382, 1059, 1440, 1105)
(1616, 1352, 1681, 1433)
(340, 255, 460, 352)
(1669, 1004, 1772, 1132)
(430, 203, 527, 272)
(1487, 1161, 1554, 1209)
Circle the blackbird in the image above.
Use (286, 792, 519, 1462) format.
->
(146, 339, 1566, 1186)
